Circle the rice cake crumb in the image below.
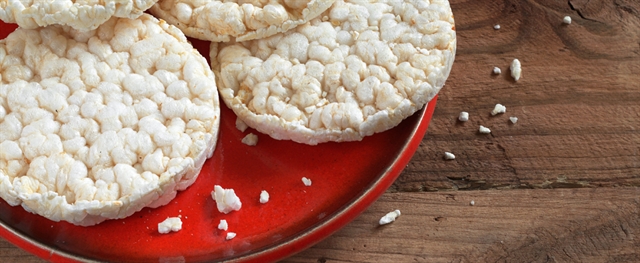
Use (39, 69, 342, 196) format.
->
(236, 118, 249, 132)
(379, 209, 401, 225)
(260, 190, 270, 204)
(563, 16, 572, 24)
(511, 59, 522, 81)
(494, 24, 501, 30)
(218, 219, 228, 231)
(479, 126, 491, 134)
(470, 200, 475, 206)
(444, 152, 456, 160)
(458, 111, 469, 122)
(510, 117, 519, 124)
(158, 217, 183, 234)
(212, 185, 242, 214)
(241, 133, 259, 146)
(493, 67, 502, 75)
(226, 232, 237, 240)
(302, 177, 312, 186)
(491, 104, 506, 116)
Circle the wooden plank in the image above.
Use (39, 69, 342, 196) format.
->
(0, 240, 42, 263)
(391, 0, 640, 192)
(285, 188, 640, 263)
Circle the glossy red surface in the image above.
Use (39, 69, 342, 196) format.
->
(0, 21, 438, 262)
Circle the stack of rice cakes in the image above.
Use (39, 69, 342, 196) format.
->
(210, 0, 456, 144)
(149, 0, 455, 145)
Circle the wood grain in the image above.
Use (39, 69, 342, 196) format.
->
(2, 0, 640, 262)
(285, 188, 640, 263)
(393, 0, 640, 192)
(0, 240, 42, 263)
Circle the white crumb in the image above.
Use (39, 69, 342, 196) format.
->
(226, 232, 237, 240)
(218, 219, 228, 231)
(211, 185, 242, 214)
(479, 126, 491, 134)
(491, 104, 506, 116)
(235, 117, 249, 132)
(494, 24, 501, 30)
(510, 59, 522, 81)
(241, 133, 259, 146)
(509, 117, 519, 124)
(158, 217, 183, 234)
(302, 177, 312, 186)
(563, 16, 572, 24)
(458, 111, 469, 122)
(259, 190, 270, 204)
(444, 152, 456, 160)
(470, 200, 475, 206)
(379, 209, 401, 225)
(493, 67, 502, 75)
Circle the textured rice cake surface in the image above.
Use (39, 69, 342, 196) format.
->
(212, 0, 456, 145)
(0, 0, 159, 31)
(0, 14, 220, 226)
(150, 0, 336, 42)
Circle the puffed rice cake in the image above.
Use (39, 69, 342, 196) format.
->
(150, 0, 336, 42)
(211, 0, 456, 145)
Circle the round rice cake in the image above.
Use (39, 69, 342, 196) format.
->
(0, 14, 220, 226)
(149, 0, 336, 42)
(211, 0, 456, 145)
(0, 0, 159, 31)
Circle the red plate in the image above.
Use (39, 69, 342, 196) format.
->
(0, 21, 438, 262)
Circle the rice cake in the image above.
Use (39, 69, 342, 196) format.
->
(150, 0, 336, 42)
(211, 0, 456, 145)
(0, 0, 159, 31)
(0, 14, 220, 226)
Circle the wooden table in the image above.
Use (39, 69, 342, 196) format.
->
(2, 0, 639, 262)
